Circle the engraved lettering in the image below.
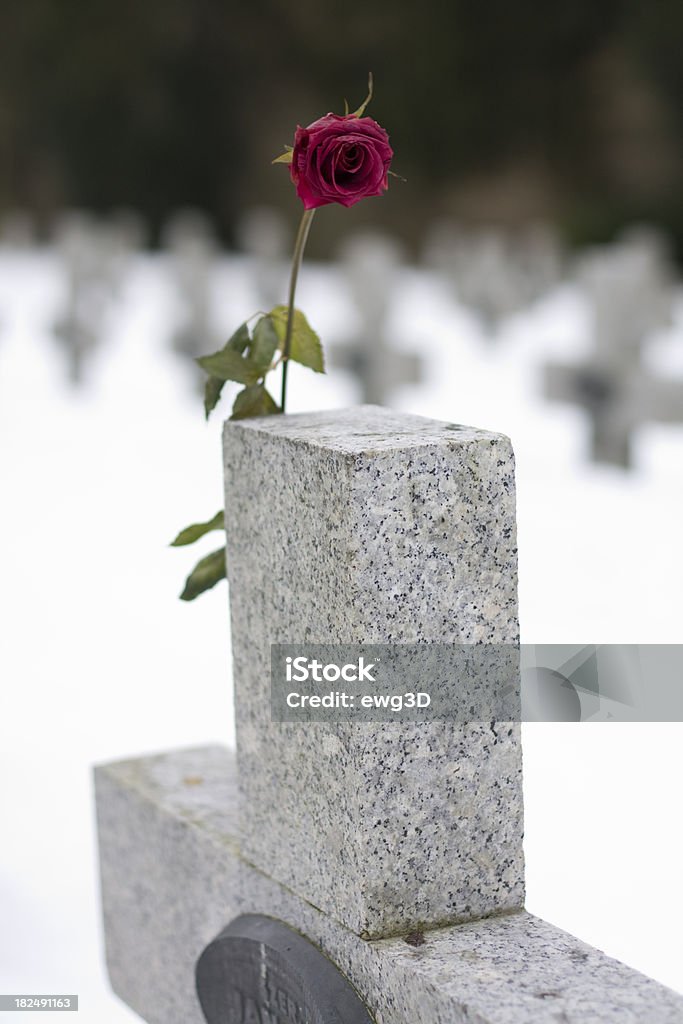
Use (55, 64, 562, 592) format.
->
(242, 997, 261, 1024)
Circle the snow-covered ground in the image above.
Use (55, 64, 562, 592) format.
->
(0, 249, 682, 1021)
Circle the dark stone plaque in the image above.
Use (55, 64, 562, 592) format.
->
(196, 914, 374, 1024)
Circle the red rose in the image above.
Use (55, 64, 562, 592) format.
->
(290, 113, 393, 211)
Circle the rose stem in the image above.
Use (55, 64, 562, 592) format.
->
(280, 208, 316, 413)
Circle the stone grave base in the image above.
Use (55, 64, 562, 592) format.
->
(94, 746, 683, 1024)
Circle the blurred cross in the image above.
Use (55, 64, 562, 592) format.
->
(163, 209, 221, 371)
(423, 221, 563, 333)
(53, 211, 139, 385)
(235, 205, 289, 312)
(543, 230, 681, 467)
(330, 231, 423, 405)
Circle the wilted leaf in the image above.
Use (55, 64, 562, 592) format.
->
(249, 316, 279, 374)
(197, 348, 260, 385)
(290, 320, 324, 372)
(272, 146, 294, 165)
(202, 322, 252, 417)
(180, 547, 226, 601)
(270, 306, 325, 374)
(170, 510, 224, 547)
(231, 384, 280, 420)
(226, 321, 250, 353)
(204, 375, 225, 419)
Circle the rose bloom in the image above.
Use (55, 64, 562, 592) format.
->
(290, 113, 393, 210)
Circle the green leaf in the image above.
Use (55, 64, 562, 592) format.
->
(204, 375, 225, 419)
(270, 306, 325, 374)
(180, 547, 226, 601)
(350, 72, 373, 118)
(249, 316, 279, 374)
(202, 322, 252, 417)
(226, 321, 250, 353)
(231, 384, 280, 420)
(170, 510, 224, 547)
(196, 347, 260, 385)
(272, 146, 294, 165)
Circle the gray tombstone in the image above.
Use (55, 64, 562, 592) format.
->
(105, 208, 149, 294)
(163, 209, 221, 371)
(423, 220, 563, 332)
(544, 229, 681, 467)
(235, 205, 289, 312)
(330, 231, 423, 404)
(52, 210, 132, 385)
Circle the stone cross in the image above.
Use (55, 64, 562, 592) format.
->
(52, 211, 135, 385)
(95, 406, 683, 1024)
(543, 232, 680, 467)
(163, 209, 221, 369)
(424, 221, 563, 331)
(330, 232, 423, 404)
(107, 208, 149, 286)
(235, 205, 289, 312)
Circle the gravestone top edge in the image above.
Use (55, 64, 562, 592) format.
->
(94, 745, 240, 850)
(94, 743, 230, 785)
(224, 405, 511, 456)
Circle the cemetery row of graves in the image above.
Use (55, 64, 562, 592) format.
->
(1, 206, 682, 469)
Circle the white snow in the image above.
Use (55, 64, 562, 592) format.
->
(0, 250, 681, 1020)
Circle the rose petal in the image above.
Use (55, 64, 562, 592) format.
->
(289, 113, 393, 209)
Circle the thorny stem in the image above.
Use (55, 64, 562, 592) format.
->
(280, 208, 315, 412)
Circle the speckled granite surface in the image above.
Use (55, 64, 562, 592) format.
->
(94, 746, 683, 1024)
(94, 747, 239, 1024)
(223, 406, 524, 938)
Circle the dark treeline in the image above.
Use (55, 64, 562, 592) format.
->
(0, 0, 681, 255)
